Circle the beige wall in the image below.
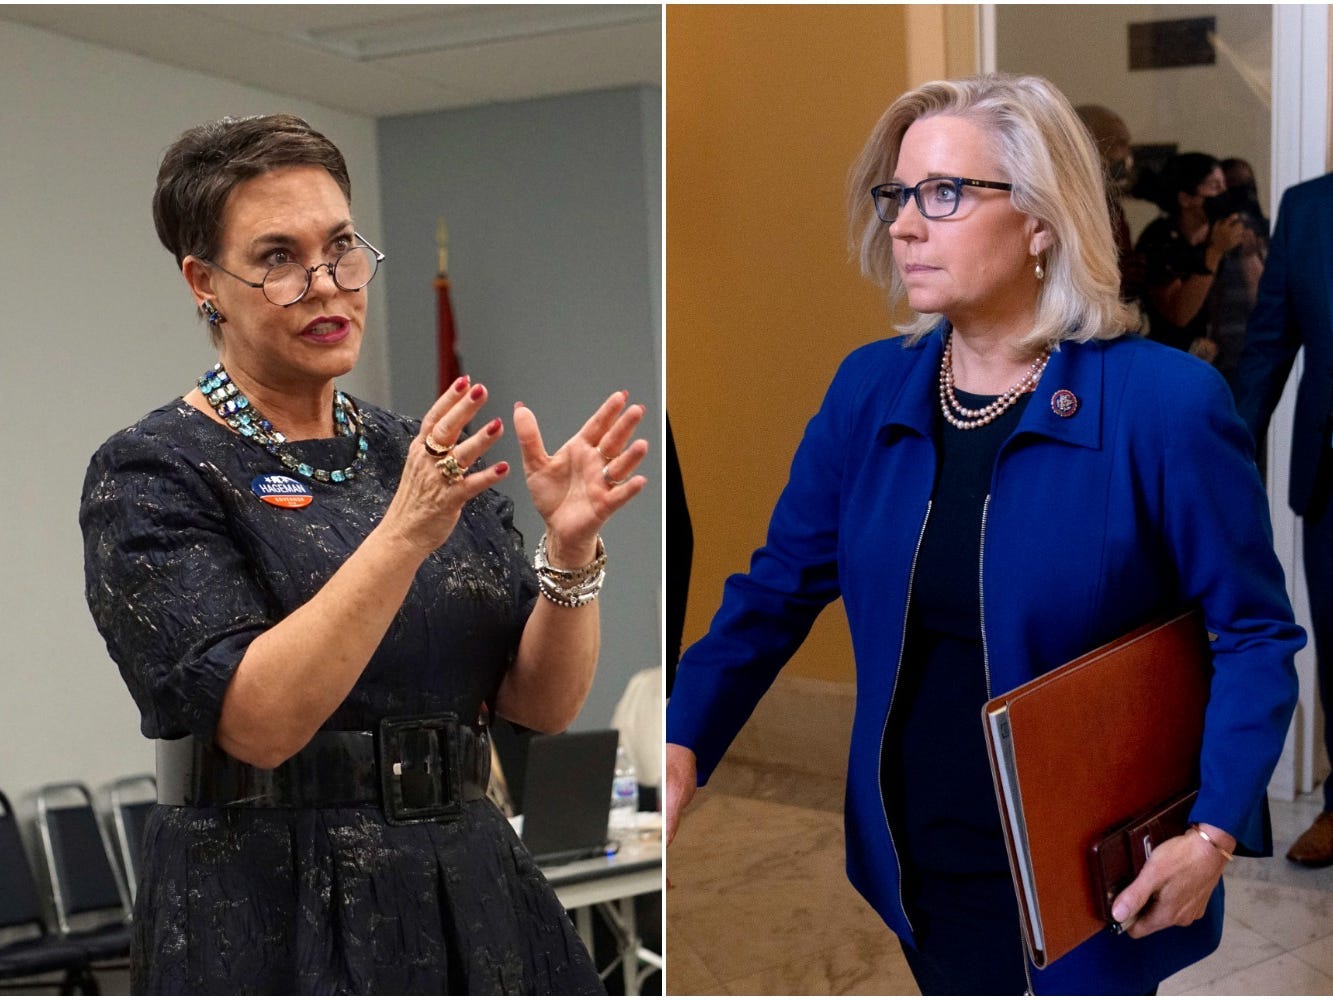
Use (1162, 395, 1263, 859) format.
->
(668, 6, 975, 683)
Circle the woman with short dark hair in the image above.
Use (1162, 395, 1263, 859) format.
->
(1136, 151, 1252, 368)
(81, 113, 647, 993)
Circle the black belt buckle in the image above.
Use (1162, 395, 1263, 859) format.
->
(377, 714, 462, 825)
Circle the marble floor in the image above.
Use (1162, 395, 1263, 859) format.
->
(666, 757, 1333, 995)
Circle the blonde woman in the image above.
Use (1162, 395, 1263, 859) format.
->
(665, 75, 1301, 994)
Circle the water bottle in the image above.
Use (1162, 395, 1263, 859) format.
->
(608, 742, 639, 836)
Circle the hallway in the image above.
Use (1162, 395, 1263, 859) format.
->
(667, 754, 1333, 995)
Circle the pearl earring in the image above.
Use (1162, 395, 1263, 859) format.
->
(1034, 258, 1045, 281)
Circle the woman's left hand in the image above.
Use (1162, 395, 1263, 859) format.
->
(512, 391, 649, 562)
(1111, 823, 1233, 938)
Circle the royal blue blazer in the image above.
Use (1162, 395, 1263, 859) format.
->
(667, 327, 1303, 993)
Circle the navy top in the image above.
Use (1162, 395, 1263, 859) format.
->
(883, 389, 1029, 875)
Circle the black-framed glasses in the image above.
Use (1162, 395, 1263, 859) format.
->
(203, 232, 386, 307)
(870, 177, 1014, 223)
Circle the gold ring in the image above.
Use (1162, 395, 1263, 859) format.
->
(424, 435, 453, 458)
(602, 463, 631, 488)
(436, 455, 466, 484)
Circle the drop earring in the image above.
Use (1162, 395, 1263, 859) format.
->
(1034, 256, 1046, 281)
(200, 300, 224, 326)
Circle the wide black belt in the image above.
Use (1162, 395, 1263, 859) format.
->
(156, 714, 490, 825)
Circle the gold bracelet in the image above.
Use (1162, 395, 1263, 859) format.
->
(1192, 824, 1235, 862)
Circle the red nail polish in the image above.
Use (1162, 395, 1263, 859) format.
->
(470, 385, 485, 400)
(494, 462, 509, 475)
(487, 418, 502, 435)
(454, 376, 469, 392)
(514, 401, 524, 410)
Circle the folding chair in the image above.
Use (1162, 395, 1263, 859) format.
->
(104, 776, 155, 903)
(0, 790, 92, 994)
(34, 784, 131, 975)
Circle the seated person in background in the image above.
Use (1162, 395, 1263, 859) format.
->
(611, 666, 663, 811)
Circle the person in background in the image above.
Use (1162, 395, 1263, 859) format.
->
(611, 666, 664, 810)
(1135, 152, 1249, 366)
(1075, 103, 1144, 303)
(80, 113, 648, 993)
(665, 74, 1301, 994)
(1234, 170, 1333, 869)
(1221, 157, 1270, 237)
(1207, 156, 1269, 391)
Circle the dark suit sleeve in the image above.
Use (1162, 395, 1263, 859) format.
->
(1235, 188, 1303, 445)
(665, 416, 692, 693)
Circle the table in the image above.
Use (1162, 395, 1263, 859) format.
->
(543, 837, 663, 995)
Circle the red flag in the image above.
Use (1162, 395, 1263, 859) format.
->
(435, 218, 461, 395)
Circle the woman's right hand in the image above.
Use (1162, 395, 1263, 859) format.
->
(380, 376, 512, 556)
(665, 742, 699, 848)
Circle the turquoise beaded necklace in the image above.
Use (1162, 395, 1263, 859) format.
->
(197, 361, 368, 483)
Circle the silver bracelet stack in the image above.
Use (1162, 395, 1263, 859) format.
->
(534, 533, 607, 608)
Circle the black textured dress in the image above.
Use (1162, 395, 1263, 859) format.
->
(79, 397, 604, 995)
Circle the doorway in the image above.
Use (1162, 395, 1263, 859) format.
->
(984, 3, 1329, 800)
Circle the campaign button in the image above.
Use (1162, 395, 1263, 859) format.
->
(251, 474, 313, 509)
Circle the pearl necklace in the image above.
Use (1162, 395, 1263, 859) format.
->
(197, 362, 368, 483)
(939, 335, 1050, 430)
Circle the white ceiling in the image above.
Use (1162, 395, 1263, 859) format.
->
(0, 3, 662, 117)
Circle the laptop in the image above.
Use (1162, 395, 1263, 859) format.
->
(517, 729, 619, 866)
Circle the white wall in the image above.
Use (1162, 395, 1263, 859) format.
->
(376, 87, 663, 733)
(990, 4, 1329, 798)
(995, 4, 1273, 238)
(0, 21, 387, 799)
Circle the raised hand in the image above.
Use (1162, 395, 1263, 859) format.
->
(381, 376, 511, 555)
(512, 391, 649, 563)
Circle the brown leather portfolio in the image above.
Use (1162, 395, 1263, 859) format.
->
(981, 609, 1212, 968)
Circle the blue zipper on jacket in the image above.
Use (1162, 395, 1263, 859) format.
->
(876, 500, 931, 939)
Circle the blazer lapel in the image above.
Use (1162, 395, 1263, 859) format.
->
(1015, 338, 1105, 451)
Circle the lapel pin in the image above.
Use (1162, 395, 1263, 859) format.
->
(1051, 389, 1079, 419)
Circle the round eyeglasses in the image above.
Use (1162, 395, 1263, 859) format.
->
(870, 177, 1014, 224)
(202, 232, 386, 307)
